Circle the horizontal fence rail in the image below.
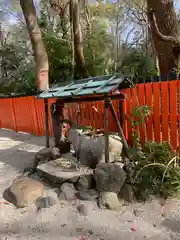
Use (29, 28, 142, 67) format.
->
(0, 80, 180, 149)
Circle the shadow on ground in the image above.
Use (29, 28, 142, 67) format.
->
(0, 128, 53, 171)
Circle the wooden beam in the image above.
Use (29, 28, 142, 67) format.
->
(108, 98, 131, 160)
(104, 96, 109, 163)
(55, 93, 125, 104)
(44, 99, 50, 148)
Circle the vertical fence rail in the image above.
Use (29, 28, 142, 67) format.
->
(145, 83, 153, 141)
(136, 84, 145, 143)
(169, 81, 178, 149)
(0, 80, 180, 150)
(153, 82, 161, 142)
(161, 82, 169, 142)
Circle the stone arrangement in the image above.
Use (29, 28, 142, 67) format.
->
(3, 130, 134, 210)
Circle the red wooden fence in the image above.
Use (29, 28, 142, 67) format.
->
(0, 80, 180, 149)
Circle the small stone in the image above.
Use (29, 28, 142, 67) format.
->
(36, 147, 60, 163)
(58, 192, 67, 201)
(77, 189, 98, 201)
(77, 204, 88, 216)
(119, 184, 134, 202)
(98, 192, 121, 210)
(61, 224, 67, 228)
(75, 175, 94, 190)
(59, 183, 76, 201)
(35, 196, 56, 209)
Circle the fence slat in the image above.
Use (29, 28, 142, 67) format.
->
(13, 97, 37, 134)
(161, 82, 169, 142)
(178, 81, 180, 147)
(123, 95, 128, 140)
(0, 98, 16, 130)
(131, 87, 139, 141)
(169, 81, 178, 149)
(136, 84, 145, 143)
(153, 82, 161, 142)
(1, 80, 180, 150)
(145, 83, 153, 141)
(125, 88, 133, 145)
(34, 99, 46, 136)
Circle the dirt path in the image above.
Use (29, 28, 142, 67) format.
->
(0, 128, 179, 240)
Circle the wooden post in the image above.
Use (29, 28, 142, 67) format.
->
(108, 98, 131, 159)
(104, 96, 109, 163)
(51, 101, 64, 147)
(119, 100, 124, 129)
(44, 99, 50, 148)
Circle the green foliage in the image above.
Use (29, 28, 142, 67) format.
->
(132, 105, 152, 127)
(119, 46, 157, 79)
(0, 42, 36, 93)
(125, 103, 180, 201)
(43, 34, 72, 84)
(0, 1, 157, 94)
(84, 19, 114, 76)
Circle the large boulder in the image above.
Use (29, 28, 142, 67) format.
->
(102, 135, 123, 163)
(68, 129, 123, 168)
(94, 163, 126, 193)
(4, 177, 44, 208)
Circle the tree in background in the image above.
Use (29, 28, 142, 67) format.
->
(0, 0, 161, 94)
(20, 0, 49, 91)
(147, 0, 180, 75)
(49, 0, 89, 78)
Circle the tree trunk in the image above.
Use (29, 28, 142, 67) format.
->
(70, 0, 89, 78)
(147, 0, 180, 75)
(20, 0, 49, 91)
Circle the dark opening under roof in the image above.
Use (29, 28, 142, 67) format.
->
(37, 74, 132, 100)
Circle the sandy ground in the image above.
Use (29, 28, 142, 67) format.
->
(0, 129, 180, 239)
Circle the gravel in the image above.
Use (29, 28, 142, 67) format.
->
(0, 129, 179, 240)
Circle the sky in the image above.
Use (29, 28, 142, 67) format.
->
(3, 0, 180, 44)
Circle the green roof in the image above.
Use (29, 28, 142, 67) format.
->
(37, 74, 132, 99)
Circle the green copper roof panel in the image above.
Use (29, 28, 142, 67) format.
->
(37, 74, 131, 99)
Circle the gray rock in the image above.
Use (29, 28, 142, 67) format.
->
(94, 163, 126, 193)
(58, 192, 67, 201)
(119, 183, 134, 202)
(59, 183, 76, 201)
(35, 196, 56, 209)
(57, 141, 70, 154)
(101, 135, 123, 163)
(77, 189, 98, 201)
(98, 192, 121, 210)
(34, 147, 61, 170)
(36, 147, 60, 162)
(51, 147, 61, 160)
(75, 175, 94, 190)
(77, 204, 88, 216)
(68, 130, 123, 167)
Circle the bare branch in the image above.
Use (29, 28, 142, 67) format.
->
(149, 9, 180, 45)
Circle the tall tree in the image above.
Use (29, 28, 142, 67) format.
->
(49, 0, 89, 78)
(20, 0, 49, 91)
(147, 0, 180, 75)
